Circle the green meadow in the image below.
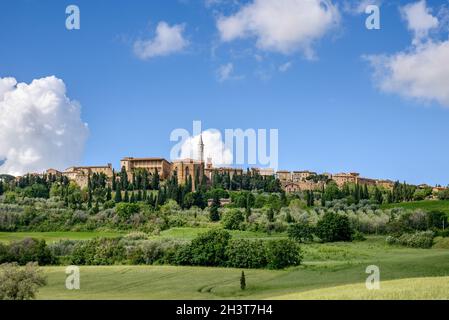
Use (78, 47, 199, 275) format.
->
(382, 200, 449, 215)
(0, 231, 124, 243)
(34, 236, 449, 300)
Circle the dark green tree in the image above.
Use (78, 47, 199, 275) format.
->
(151, 169, 160, 190)
(114, 185, 122, 203)
(240, 271, 246, 290)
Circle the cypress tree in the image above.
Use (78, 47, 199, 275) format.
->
(137, 190, 142, 202)
(363, 185, 369, 200)
(112, 169, 116, 190)
(152, 169, 160, 190)
(124, 190, 129, 202)
(209, 194, 221, 222)
(106, 186, 112, 201)
(240, 271, 246, 290)
(114, 185, 122, 203)
(120, 167, 129, 190)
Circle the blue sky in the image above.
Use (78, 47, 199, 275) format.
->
(0, 0, 449, 185)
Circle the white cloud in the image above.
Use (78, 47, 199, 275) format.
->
(401, 0, 439, 44)
(134, 21, 189, 60)
(365, 1, 449, 108)
(366, 41, 449, 107)
(216, 0, 340, 57)
(216, 63, 243, 82)
(178, 130, 233, 166)
(279, 61, 293, 72)
(0, 76, 89, 176)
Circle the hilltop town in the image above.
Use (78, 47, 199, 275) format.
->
(10, 135, 446, 196)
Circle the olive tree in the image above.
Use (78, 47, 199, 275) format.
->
(0, 262, 47, 300)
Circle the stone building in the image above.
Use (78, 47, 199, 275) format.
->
(284, 182, 301, 193)
(46, 168, 62, 176)
(120, 157, 172, 180)
(292, 171, 316, 183)
(276, 171, 291, 184)
(171, 158, 205, 188)
(251, 167, 275, 177)
(331, 172, 360, 187)
(62, 164, 113, 188)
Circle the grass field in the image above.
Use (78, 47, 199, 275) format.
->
(35, 236, 449, 300)
(382, 200, 449, 214)
(154, 227, 286, 241)
(0, 228, 284, 244)
(0, 231, 124, 243)
(272, 277, 449, 300)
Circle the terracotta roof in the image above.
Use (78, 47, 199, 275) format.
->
(121, 157, 170, 162)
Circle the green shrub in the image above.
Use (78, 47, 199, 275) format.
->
(265, 239, 302, 269)
(226, 239, 267, 268)
(136, 239, 184, 265)
(176, 229, 231, 267)
(435, 229, 449, 237)
(48, 240, 77, 257)
(287, 222, 314, 243)
(0, 262, 47, 300)
(398, 231, 434, 248)
(70, 238, 126, 265)
(315, 212, 353, 242)
(115, 203, 141, 219)
(433, 237, 449, 249)
(222, 209, 244, 230)
(0, 238, 56, 265)
(427, 211, 448, 230)
(387, 231, 435, 248)
(352, 231, 367, 241)
(386, 235, 399, 245)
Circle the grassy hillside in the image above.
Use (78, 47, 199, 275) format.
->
(0, 228, 285, 244)
(0, 231, 124, 243)
(36, 237, 449, 300)
(272, 277, 449, 300)
(382, 200, 449, 214)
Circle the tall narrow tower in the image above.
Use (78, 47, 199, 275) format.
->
(198, 134, 204, 162)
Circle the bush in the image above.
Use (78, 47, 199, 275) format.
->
(352, 231, 367, 241)
(433, 237, 449, 249)
(135, 239, 184, 265)
(427, 211, 448, 230)
(315, 212, 353, 242)
(0, 238, 56, 265)
(115, 203, 141, 219)
(265, 239, 302, 269)
(0, 262, 47, 300)
(398, 231, 434, 248)
(386, 235, 399, 245)
(222, 209, 244, 230)
(287, 223, 314, 243)
(435, 229, 449, 237)
(48, 240, 77, 257)
(387, 231, 435, 248)
(226, 239, 267, 268)
(178, 229, 231, 267)
(70, 238, 126, 265)
(437, 189, 449, 200)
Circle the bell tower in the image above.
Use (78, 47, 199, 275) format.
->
(198, 134, 204, 162)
